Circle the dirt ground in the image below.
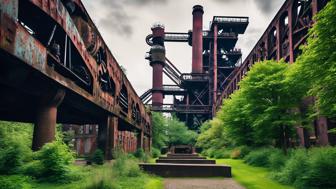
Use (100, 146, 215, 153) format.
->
(164, 178, 245, 189)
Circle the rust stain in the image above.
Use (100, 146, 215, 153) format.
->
(0, 0, 151, 136)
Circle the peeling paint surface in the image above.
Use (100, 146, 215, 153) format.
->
(14, 26, 46, 70)
(0, 0, 151, 139)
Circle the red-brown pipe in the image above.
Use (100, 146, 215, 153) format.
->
(150, 24, 165, 107)
(192, 5, 204, 73)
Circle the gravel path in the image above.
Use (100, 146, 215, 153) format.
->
(164, 178, 245, 189)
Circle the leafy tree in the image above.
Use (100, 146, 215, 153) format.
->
(197, 60, 302, 154)
(151, 112, 168, 150)
(217, 90, 254, 146)
(166, 116, 198, 146)
(196, 118, 230, 151)
(238, 60, 300, 154)
(290, 0, 336, 118)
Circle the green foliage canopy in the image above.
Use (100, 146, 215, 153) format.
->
(291, 0, 336, 117)
(151, 112, 197, 148)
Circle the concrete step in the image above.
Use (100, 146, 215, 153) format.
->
(156, 159, 216, 164)
(139, 163, 231, 177)
(167, 153, 199, 157)
(159, 156, 206, 160)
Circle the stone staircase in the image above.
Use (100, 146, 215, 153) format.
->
(139, 153, 231, 177)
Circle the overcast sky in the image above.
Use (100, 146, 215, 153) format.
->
(82, 0, 285, 99)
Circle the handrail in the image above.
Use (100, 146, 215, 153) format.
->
(181, 73, 209, 81)
(150, 104, 211, 113)
(162, 85, 186, 92)
(213, 16, 249, 23)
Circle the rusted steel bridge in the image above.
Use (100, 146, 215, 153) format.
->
(0, 0, 151, 159)
(218, 0, 335, 147)
(142, 0, 335, 146)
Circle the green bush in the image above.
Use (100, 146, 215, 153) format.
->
(0, 175, 32, 189)
(244, 148, 274, 167)
(267, 149, 287, 170)
(230, 148, 241, 159)
(20, 160, 44, 178)
(112, 152, 142, 177)
(206, 148, 232, 159)
(206, 148, 216, 158)
(91, 149, 105, 165)
(35, 141, 75, 183)
(85, 178, 120, 189)
(151, 148, 161, 158)
(272, 149, 309, 186)
(301, 147, 336, 188)
(133, 148, 150, 162)
(134, 148, 145, 159)
(221, 150, 232, 159)
(0, 142, 25, 174)
(238, 146, 252, 158)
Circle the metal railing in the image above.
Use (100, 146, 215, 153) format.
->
(162, 85, 186, 92)
(213, 16, 249, 23)
(181, 73, 209, 81)
(150, 104, 211, 113)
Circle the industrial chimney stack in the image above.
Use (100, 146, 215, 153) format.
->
(192, 5, 204, 73)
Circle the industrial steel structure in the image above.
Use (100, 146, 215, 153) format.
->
(218, 0, 335, 147)
(0, 0, 151, 159)
(142, 0, 335, 146)
(142, 5, 249, 130)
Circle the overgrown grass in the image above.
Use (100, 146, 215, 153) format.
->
(216, 159, 294, 189)
(30, 162, 163, 189)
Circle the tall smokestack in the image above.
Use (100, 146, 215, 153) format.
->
(150, 24, 165, 107)
(192, 5, 204, 73)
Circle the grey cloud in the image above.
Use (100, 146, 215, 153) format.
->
(99, 11, 133, 37)
(254, 0, 284, 14)
(94, 0, 168, 38)
(213, 0, 284, 15)
(124, 0, 168, 6)
(96, 0, 135, 37)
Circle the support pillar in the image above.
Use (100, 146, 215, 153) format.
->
(212, 24, 218, 116)
(276, 21, 281, 61)
(312, 0, 318, 16)
(108, 116, 118, 158)
(32, 89, 65, 151)
(98, 116, 118, 159)
(316, 116, 329, 146)
(137, 130, 144, 150)
(192, 5, 204, 73)
(296, 127, 310, 148)
(288, 7, 294, 63)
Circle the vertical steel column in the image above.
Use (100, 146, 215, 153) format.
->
(276, 22, 281, 61)
(32, 89, 65, 151)
(150, 24, 165, 107)
(108, 116, 118, 159)
(316, 117, 329, 146)
(212, 24, 218, 116)
(192, 5, 204, 73)
(312, 0, 318, 16)
(98, 117, 109, 159)
(137, 130, 144, 150)
(288, 7, 294, 63)
(97, 116, 119, 159)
